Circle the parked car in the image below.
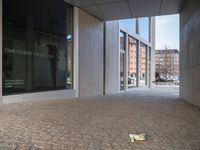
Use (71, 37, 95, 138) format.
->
(128, 76, 136, 85)
(173, 80, 180, 85)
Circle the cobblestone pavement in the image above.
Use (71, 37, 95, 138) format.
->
(0, 87, 200, 150)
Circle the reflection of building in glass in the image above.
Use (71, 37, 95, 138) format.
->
(139, 42, 147, 86)
(128, 37, 137, 76)
(119, 17, 154, 89)
(120, 32, 126, 91)
(119, 19, 136, 35)
(140, 43, 146, 78)
(128, 37, 137, 87)
(139, 18, 149, 41)
(155, 49, 179, 79)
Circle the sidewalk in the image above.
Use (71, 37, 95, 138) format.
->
(0, 87, 199, 150)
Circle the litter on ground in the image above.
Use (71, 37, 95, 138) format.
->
(129, 133, 146, 143)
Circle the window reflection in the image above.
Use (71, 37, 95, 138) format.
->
(128, 36, 137, 88)
(119, 19, 136, 35)
(139, 17, 149, 41)
(139, 42, 147, 86)
(120, 31, 126, 50)
(120, 31, 126, 91)
(3, 0, 73, 95)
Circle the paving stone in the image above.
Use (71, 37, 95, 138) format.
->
(0, 87, 200, 150)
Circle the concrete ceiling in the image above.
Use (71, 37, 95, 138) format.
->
(63, 0, 185, 20)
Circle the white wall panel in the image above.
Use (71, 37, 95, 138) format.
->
(79, 9, 104, 97)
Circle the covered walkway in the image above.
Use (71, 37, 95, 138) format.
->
(0, 87, 200, 150)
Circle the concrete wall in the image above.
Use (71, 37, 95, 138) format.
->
(0, 0, 2, 103)
(105, 21, 120, 94)
(180, 0, 200, 107)
(78, 9, 104, 97)
(73, 7, 79, 97)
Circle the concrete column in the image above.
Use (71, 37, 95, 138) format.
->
(148, 47, 152, 88)
(145, 46, 148, 86)
(103, 22, 106, 95)
(136, 18, 139, 35)
(0, 0, 2, 103)
(125, 33, 128, 91)
(78, 9, 104, 97)
(149, 17, 151, 43)
(104, 21, 120, 94)
(150, 17, 156, 88)
(73, 7, 79, 97)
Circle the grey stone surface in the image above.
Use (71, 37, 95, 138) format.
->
(79, 9, 104, 97)
(180, 0, 200, 107)
(0, 87, 200, 150)
(3, 90, 77, 104)
(105, 21, 120, 94)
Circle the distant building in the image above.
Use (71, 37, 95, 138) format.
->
(155, 49, 179, 79)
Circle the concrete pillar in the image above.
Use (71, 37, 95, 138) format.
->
(104, 21, 120, 94)
(149, 17, 151, 43)
(150, 17, 156, 88)
(78, 9, 104, 97)
(148, 47, 152, 88)
(125, 33, 128, 91)
(145, 46, 148, 86)
(0, 0, 2, 103)
(73, 7, 79, 97)
(136, 18, 139, 35)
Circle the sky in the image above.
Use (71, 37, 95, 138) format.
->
(155, 14, 180, 50)
(119, 18, 150, 41)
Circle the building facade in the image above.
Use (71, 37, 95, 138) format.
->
(155, 49, 179, 79)
(0, 0, 155, 103)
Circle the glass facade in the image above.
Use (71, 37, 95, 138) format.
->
(119, 19, 136, 35)
(120, 31, 126, 50)
(128, 36, 137, 88)
(3, 0, 73, 95)
(139, 42, 147, 86)
(139, 17, 149, 41)
(120, 31, 126, 91)
(119, 17, 152, 88)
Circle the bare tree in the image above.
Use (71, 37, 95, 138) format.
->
(161, 46, 174, 81)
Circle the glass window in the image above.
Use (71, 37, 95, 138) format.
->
(139, 42, 147, 86)
(120, 31, 126, 50)
(120, 53, 125, 91)
(139, 17, 149, 41)
(119, 19, 136, 35)
(3, 0, 73, 95)
(128, 36, 137, 88)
